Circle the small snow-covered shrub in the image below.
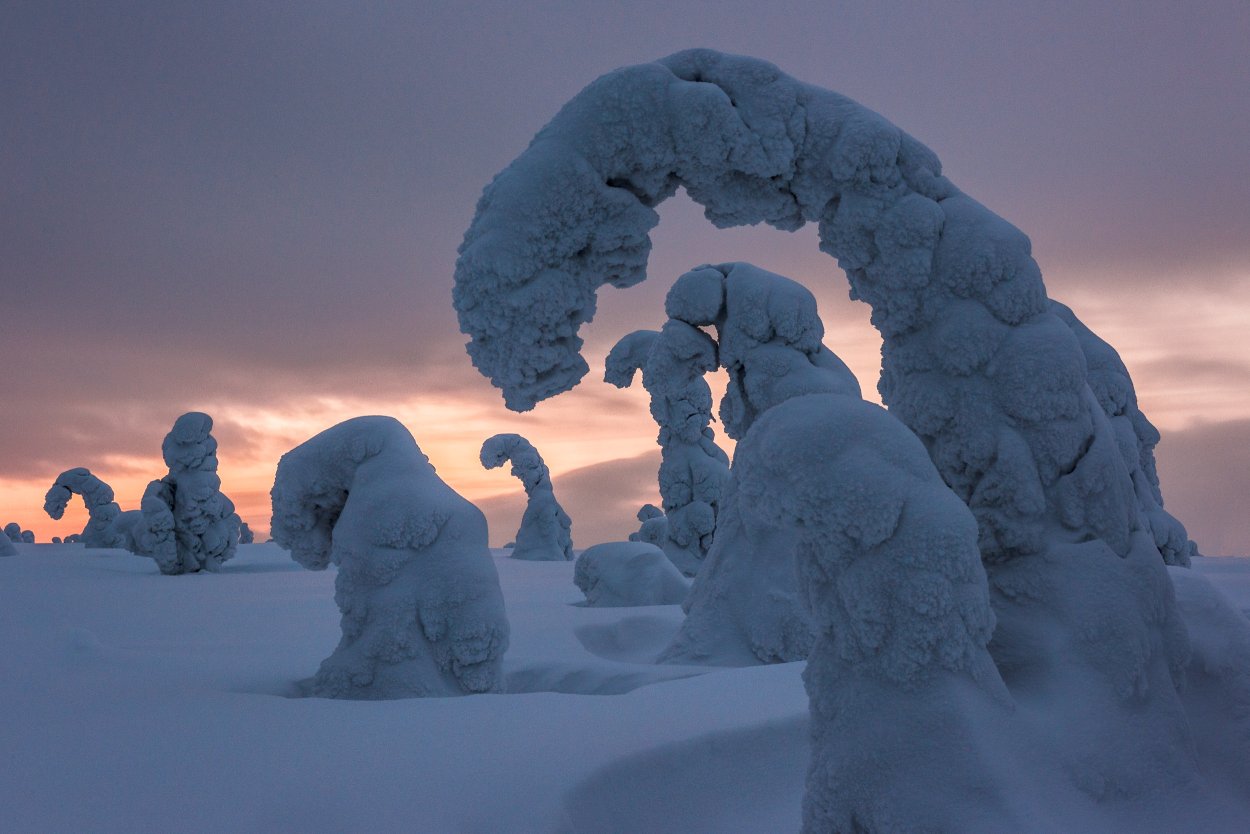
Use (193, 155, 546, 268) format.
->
(238, 522, 254, 544)
(4, 523, 25, 542)
(0, 533, 15, 557)
(480, 433, 572, 561)
(271, 416, 509, 699)
(574, 542, 689, 607)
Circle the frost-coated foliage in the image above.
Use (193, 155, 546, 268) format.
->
(736, 393, 1015, 833)
(659, 263, 861, 665)
(271, 416, 509, 699)
(238, 522, 255, 544)
(1051, 300, 1199, 566)
(453, 49, 1204, 799)
(605, 326, 729, 575)
(479, 433, 572, 561)
(140, 412, 240, 574)
(573, 541, 690, 607)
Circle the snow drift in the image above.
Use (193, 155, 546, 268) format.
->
(271, 416, 509, 698)
(480, 433, 573, 561)
(574, 541, 690, 607)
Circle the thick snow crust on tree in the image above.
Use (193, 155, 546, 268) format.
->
(1051, 300, 1199, 566)
(573, 541, 690, 607)
(4, 522, 29, 543)
(605, 326, 730, 575)
(658, 263, 861, 666)
(480, 433, 573, 561)
(628, 503, 667, 544)
(0, 532, 14, 557)
(736, 393, 1015, 832)
(453, 49, 1219, 804)
(271, 416, 509, 698)
(238, 522, 255, 544)
(136, 413, 241, 574)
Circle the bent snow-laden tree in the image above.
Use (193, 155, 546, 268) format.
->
(44, 467, 133, 549)
(43, 468, 178, 567)
(479, 433, 573, 561)
(139, 412, 241, 574)
(454, 50, 1197, 796)
(605, 325, 730, 575)
(737, 393, 1015, 833)
(1051, 300, 1199, 567)
(272, 416, 509, 699)
(658, 263, 861, 665)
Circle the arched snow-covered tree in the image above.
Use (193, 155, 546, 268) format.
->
(479, 433, 572, 561)
(453, 50, 1197, 797)
(272, 416, 509, 699)
(605, 325, 729, 575)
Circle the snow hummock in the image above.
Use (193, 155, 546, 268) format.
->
(480, 433, 573, 561)
(573, 541, 691, 607)
(605, 325, 730, 575)
(271, 416, 510, 698)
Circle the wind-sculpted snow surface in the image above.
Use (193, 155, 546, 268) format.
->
(659, 263, 861, 665)
(605, 326, 730, 575)
(138, 413, 240, 574)
(573, 541, 690, 607)
(1052, 300, 1199, 566)
(736, 393, 1016, 833)
(271, 416, 509, 699)
(480, 433, 572, 561)
(454, 50, 1204, 800)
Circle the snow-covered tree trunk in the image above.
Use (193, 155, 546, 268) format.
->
(272, 416, 509, 699)
(479, 433, 573, 561)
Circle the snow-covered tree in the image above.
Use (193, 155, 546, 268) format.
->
(0, 532, 15, 557)
(140, 412, 240, 574)
(4, 523, 24, 542)
(44, 467, 128, 548)
(1051, 300, 1199, 566)
(573, 541, 689, 607)
(737, 392, 1014, 833)
(479, 433, 572, 561)
(238, 522, 255, 544)
(453, 50, 1195, 795)
(605, 325, 730, 575)
(628, 504, 668, 546)
(271, 416, 509, 699)
(658, 263, 861, 665)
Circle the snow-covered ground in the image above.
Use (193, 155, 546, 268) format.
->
(1, 543, 1247, 832)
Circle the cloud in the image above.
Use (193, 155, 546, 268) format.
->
(1153, 418, 1250, 557)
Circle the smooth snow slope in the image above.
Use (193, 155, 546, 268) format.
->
(1, 543, 1248, 833)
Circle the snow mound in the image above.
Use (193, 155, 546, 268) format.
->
(480, 433, 573, 561)
(574, 542, 690, 607)
(271, 416, 509, 698)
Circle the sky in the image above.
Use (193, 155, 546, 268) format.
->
(2, 0, 1248, 555)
